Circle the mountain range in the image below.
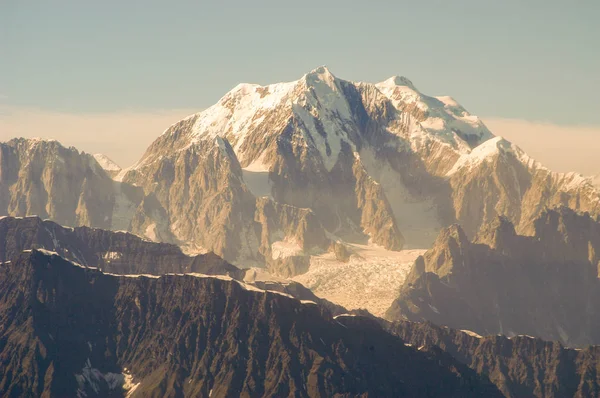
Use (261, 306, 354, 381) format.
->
(387, 206, 600, 348)
(2, 67, 598, 278)
(2, 67, 600, 397)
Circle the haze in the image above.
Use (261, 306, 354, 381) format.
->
(1, 1, 599, 173)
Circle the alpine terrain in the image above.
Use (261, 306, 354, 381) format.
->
(387, 206, 600, 348)
(2, 67, 599, 282)
(3, 66, 600, 397)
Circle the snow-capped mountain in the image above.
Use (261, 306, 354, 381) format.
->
(117, 66, 600, 272)
(2, 67, 600, 278)
(93, 153, 122, 177)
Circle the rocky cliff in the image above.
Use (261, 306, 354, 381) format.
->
(386, 207, 600, 347)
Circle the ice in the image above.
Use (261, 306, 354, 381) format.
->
(293, 245, 425, 317)
(357, 148, 442, 248)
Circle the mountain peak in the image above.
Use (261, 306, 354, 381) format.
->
(93, 153, 121, 172)
(381, 75, 417, 90)
(305, 65, 333, 77)
(302, 65, 339, 90)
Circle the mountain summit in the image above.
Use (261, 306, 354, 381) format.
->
(2, 68, 599, 276)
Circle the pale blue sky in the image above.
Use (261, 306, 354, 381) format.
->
(1, 0, 599, 125)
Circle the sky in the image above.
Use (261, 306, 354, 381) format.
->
(1, 1, 599, 171)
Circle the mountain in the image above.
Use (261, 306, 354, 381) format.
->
(3, 68, 600, 277)
(590, 174, 600, 190)
(386, 320, 600, 398)
(93, 154, 122, 178)
(0, 137, 165, 235)
(0, 249, 501, 397)
(386, 206, 600, 347)
(0, 216, 348, 314)
(0, 138, 117, 230)
(114, 67, 600, 273)
(0, 215, 240, 277)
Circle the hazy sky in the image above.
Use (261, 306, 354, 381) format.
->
(1, 1, 599, 171)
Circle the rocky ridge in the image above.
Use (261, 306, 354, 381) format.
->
(386, 320, 600, 398)
(0, 216, 347, 314)
(386, 207, 600, 348)
(0, 249, 501, 397)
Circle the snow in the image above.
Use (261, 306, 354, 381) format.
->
(446, 136, 506, 175)
(376, 75, 493, 151)
(145, 66, 359, 172)
(447, 136, 553, 176)
(357, 149, 441, 248)
(164, 272, 300, 300)
(37, 248, 60, 256)
(103, 251, 122, 261)
(75, 359, 138, 398)
(291, 66, 356, 171)
(110, 182, 138, 231)
(293, 244, 425, 317)
(105, 273, 161, 279)
(461, 329, 483, 338)
(509, 334, 536, 339)
(145, 223, 158, 241)
(33, 248, 99, 271)
(242, 153, 270, 172)
(333, 314, 357, 319)
(93, 154, 121, 172)
(184, 78, 296, 153)
(271, 240, 303, 260)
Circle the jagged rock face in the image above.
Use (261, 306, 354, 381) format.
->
(0, 215, 241, 278)
(387, 320, 600, 398)
(0, 138, 167, 235)
(0, 138, 116, 229)
(446, 137, 600, 237)
(387, 207, 600, 348)
(122, 135, 264, 263)
(0, 250, 501, 397)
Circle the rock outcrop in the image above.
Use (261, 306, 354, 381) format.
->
(386, 207, 600, 347)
